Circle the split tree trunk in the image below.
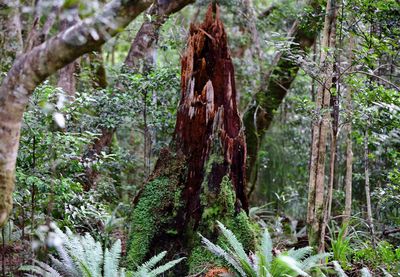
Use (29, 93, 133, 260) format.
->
(127, 6, 255, 275)
(307, 0, 338, 251)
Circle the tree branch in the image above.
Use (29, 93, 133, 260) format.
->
(0, 0, 153, 227)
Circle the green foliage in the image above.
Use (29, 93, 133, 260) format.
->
(20, 225, 183, 277)
(127, 151, 185, 268)
(200, 221, 329, 277)
(328, 223, 352, 270)
(353, 240, 400, 274)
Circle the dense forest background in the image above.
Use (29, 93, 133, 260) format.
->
(0, 0, 399, 276)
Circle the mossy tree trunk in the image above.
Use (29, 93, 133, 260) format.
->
(127, 5, 256, 275)
(243, 0, 323, 197)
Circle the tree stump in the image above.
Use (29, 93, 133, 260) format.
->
(127, 5, 256, 275)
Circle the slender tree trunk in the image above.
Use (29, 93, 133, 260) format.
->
(364, 124, 376, 246)
(0, 0, 153, 227)
(343, 35, 355, 229)
(127, 7, 255, 275)
(307, 0, 338, 251)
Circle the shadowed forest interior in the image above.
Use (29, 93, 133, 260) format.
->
(0, 0, 399, 276)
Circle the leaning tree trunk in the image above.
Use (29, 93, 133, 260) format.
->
(243, 0, 323, 197)
(127, 6, 256, 275)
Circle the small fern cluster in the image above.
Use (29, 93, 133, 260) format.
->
(20, 226, 183, 277)
(200, 221, 329, 277)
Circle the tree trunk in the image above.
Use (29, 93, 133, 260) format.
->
(127, 6, 256, 275)
(244, 0, 323, 197)
(364, 125, 376, 246)
(306, 0, 337, 251)
(57, 8, 79, 98)
(343, 35, 355, 230)
(0, 0, 153, 228)
(0, 0, 23, 72)
(89, 50, 108, 90)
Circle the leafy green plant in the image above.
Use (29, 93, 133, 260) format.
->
(328, 223, 352, 269)
(353, 240, 400, 274)
(200, 221, 329, 277)
(20, 226, 184, 277)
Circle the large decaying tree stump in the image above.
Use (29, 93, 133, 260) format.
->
(127, 5, 256, 275)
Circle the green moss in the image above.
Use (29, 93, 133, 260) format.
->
(188, 246, 226, 274)
(189, 173, 258, 272)
(126, 150, 186, 269)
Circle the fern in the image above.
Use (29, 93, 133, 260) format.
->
(132, 251, 185, 277)
(104, 240, 121, 277)
(147, 257, 185, 276)
(200, 221, 329, 277)
(287, 247, 313, 261)
(199, 233, 247, 276)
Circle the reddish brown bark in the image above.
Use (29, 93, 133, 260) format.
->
(176, 4, 248, 217)
(128, 6, 253, 273)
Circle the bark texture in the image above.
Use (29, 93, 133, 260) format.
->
(343, 35, 355, 229)
(0, 0, 153, 227)
(364, 126, 376, 245)
(243, 0, 323, 196)
(127, 6, 255, 274)
(124, 0, 194, 71)
(57, 9, 80, 98)
(0, 0, 23, 71)
(306, 0, 338, 250)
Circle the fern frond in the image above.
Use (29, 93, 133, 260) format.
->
(104, 239, 122, 277)
(332, 261, 348, 277)
(20, 260, 63, 277)
(217, 221, 251, 267)
(49, 254, 80, 277)
(286, 247, 312, 261)
(301, 252, 330, 270)
(200, 233, 246, 276)
(80, 233, 103, 277)
(260, 229, 273, 267)
(273, 255, 309, 277)
(135, 251, 167, 273)
(34, 260, 64, 277)
(148, 257, 185, 276)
